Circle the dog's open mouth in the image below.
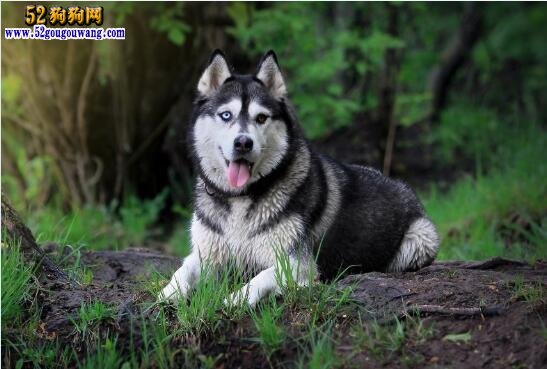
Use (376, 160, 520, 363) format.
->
(225, 159, 254, 188)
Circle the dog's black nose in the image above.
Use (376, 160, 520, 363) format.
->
(234, 135, 253, 154)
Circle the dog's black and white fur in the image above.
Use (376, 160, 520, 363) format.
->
(160, 50, 440, 306)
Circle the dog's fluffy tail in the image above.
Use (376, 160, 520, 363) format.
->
(387, 217, 440, 272)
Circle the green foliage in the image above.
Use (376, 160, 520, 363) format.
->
(174, 263, 248, 333)
(15, 341, 74, 369)
(24, 189, 170, 251)
(272, 246, 354, 326)
(303, 282, 353, 327)
(165, 205, 193, 257)
(107, 3, 192, 45)
(1, 134, 55, 214)
(197, 354, 224, 369)
(118, 189, 169, 245)
(298, 328, 339, 369)
(424, 123, 547, 261)
(79, 336, 122, 369)
(229, 3, 379, 138)
(70, 301, 116, 340)
(77, 266, 94, 285)
(149, 3, 191, 46)
(140, 270, 172, 298)
(1, 244, 33, 326)
(251, 296, 286, 356)
(432, 104, 501, 167)
(2, 73, 24, 113)
(109, 3, 136, 26)
(360, 318, 406, 357)
(166, 225, 192, 257)
(308, 339, 337, 369)
(148, 310, 176, 369)
(475, 4, 547, 100)
(352, 315, 435, 361)
(510, 276, 546, 305)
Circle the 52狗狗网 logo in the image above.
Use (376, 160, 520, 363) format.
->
(25, 5, 103, 26)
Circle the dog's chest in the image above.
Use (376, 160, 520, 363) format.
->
(223, 197, 256, 240)
(203, 194, 304, 266)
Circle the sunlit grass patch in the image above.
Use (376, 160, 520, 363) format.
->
(26, 190, 172, 252)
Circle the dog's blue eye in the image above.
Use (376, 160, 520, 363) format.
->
(219, 111, 232, 122)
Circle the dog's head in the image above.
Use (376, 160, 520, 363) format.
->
(190, 50, 297, 195)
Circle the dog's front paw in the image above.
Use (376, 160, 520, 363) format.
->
(158, 280, 190, 303)
(224, 285, 260, 308)
(223, 291, 247, 308)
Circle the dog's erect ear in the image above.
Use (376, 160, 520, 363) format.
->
(256, 50, 287, 99)
(198, 50, 232, 97)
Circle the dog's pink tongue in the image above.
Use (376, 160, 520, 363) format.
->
(227, 161, 251, 188)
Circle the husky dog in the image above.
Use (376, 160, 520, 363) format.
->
(160, 50, 440, 306)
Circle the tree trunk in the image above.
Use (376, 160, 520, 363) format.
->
(380, 3, 402, 176)
(429, 2, 484, 123)
(1, 194, 72, 283)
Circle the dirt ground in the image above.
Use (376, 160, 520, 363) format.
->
(8, 247, 544, 369)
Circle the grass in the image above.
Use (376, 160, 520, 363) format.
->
(21, 189, 177, 253)
(351, 314, 435, 362)
(354, 318, 406, 358)
(149, 310, 176, 369)
(70, 301, 116, 340)
(251, 296, 286, 356)
(509, 276, 546, 304)
(140, 269, 173, 297)
(1, 242, 33, 326)
(174, 263, 248, 333)
(126, 313, 174, 369)
(274, 245, 355, 326)
(78, 336, 122, 369)
(300, 328, 339, 369)
(424, 123, 547, 261)
(16, 341, 74, 369)
(197, 353, 224, 369)
(80, 267, 94, 285)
